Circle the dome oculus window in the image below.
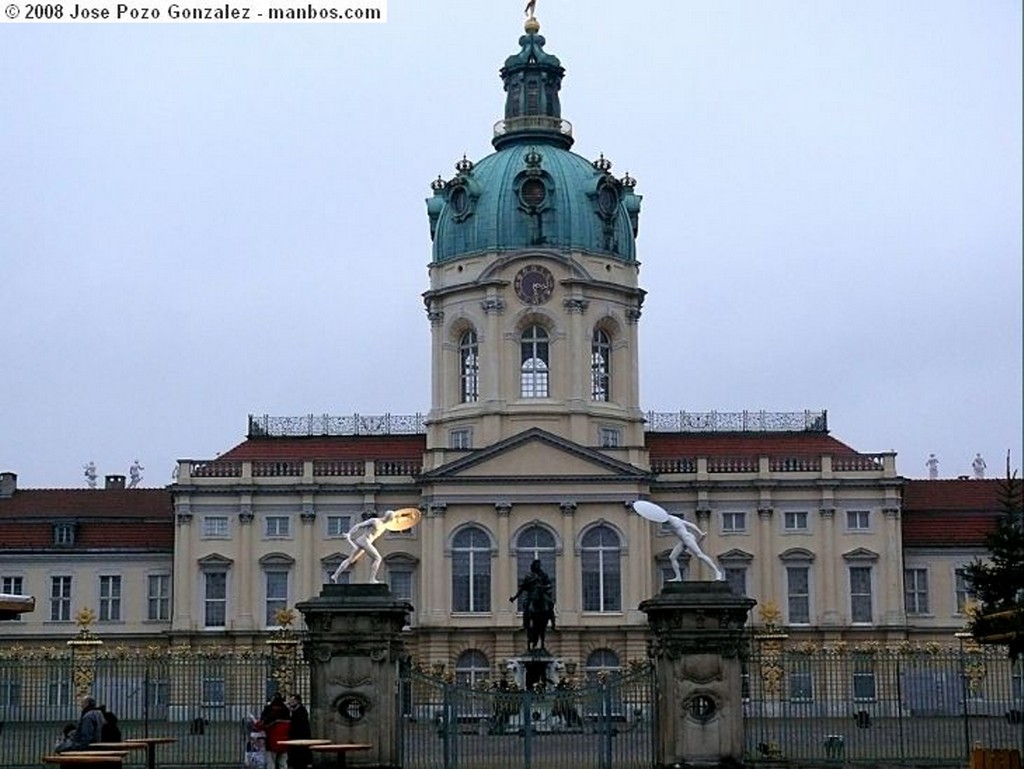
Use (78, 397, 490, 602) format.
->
(519, 177, 547, 208)
(597, 183, 619, 217)
(449, 185, 469, 217)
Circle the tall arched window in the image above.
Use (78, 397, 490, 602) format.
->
(520, 325, 549, 398)
(580, 524, 621, 612)
(591, 328, 611, 401)
(459, 330, 479, 403)
(584, 648, 621, 683)
(514, 525, 557, 611)
(455, 649, 491, 687)
(452, 526, 491, 613)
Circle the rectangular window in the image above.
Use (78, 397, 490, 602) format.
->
(0, 676, 21, 707)
(850, 566, 873, 623)
(852, 656, 877, 701)
(904, 568, 929, 614)
(450, 428, 473, 450)
(265, 516, 291, 538)
(202, 516, 229, 538)
(204, 572, 227, 627)
(581, 552, 621, 612)
(599, 427, 621, 448)
(326, 515, 352, 538)
(786, 566, 810, 624)
(721, 512, 747, 533)
(98, 575, 122, 622)
(201, 677, 226, 707)
(955, 568, 976, 613)
(50, 576, 72, 622)
(725, 567, 747, 596)
(389, 570, 413, 601)
(265, 571, 288, 626)
(789, 669, 814, 702)
(452, 556, 490, 613)
(148, 574, 171, 621)
(1, 577, 24, 621)
(54, 523, 75, 545)
(47, 676, 71, 708)
(784, 511, 808, 531)
(847, 510, 871, 530)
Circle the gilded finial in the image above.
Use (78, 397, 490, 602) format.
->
(524, 0, 539, 33)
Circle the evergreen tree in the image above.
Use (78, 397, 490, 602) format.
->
(963, 466, 1024, 659)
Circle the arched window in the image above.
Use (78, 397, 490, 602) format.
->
(591, 328, 611, 401)
(452, 526, 491, 613)
(584, 648, 621, 683)
(520, 325, 549, 398)
(459, 330, 479, 403)
(454, 649, 491, 688)
(580, 525, 621, 612)
(514, 525, 557, 610)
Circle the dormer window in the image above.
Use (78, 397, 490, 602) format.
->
(53, 523, 76, 546)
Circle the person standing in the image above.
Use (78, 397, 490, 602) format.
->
(285, 694, 312, 769)
(260, 693, 291, 769)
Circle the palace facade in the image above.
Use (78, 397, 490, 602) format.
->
(0, 18, 1006, 682)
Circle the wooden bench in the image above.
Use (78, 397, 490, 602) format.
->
(43, 750, 128, 768)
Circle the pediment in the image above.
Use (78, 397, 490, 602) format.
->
(842, 547, 879, 562)
(422, 428, 648, 482)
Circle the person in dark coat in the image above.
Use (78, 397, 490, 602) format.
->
(55, 695, 106, 752)
(260, 693, 291, 769)
(285, 694, 312, 769)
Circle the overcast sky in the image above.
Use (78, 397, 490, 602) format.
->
(2, 1, 1021, 489)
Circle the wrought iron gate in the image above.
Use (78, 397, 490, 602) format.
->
(397, 662, 656, 769)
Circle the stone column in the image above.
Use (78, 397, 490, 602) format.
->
(639, 582, 755, 769)
(297, 584, 412, 767)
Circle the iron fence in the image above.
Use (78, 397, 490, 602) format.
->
(744, 638, 1024, 766)
(0, 648, 307, 769)
(397, 663, 656, 769)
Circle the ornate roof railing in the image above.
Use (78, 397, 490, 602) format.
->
(247, 410, 827, 438)
(645, 410, 827, 433)
(248, 413, 426, 438)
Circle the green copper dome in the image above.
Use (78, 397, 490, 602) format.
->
(427, 22, 641, 263)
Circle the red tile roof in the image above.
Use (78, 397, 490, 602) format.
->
(0, 488, 174, 550)
(901, 479, 1008, 548)
(646, 431, 867, 458)
(902, 479, 1005, 511)
(216, 435, 427, 461)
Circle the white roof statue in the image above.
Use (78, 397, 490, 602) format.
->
(972, 453, 986, 479)
(83, 461, 97, 489)
(926, 453, 939, 480)
(128, 459, 144, 488)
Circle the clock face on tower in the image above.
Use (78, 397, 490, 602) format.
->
(514, 264, 555, 305)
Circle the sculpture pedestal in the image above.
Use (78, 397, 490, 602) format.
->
(639, 582, 755, 769)
(297, 584, 412, 768)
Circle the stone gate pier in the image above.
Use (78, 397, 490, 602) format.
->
(640, 582, 756, 769)
(297, 583, 412, 767)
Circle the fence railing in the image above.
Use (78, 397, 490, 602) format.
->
(0, 649, 307, 769)
(744, 638, 1024, 766)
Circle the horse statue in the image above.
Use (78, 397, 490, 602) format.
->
(510, 559, 556, 651)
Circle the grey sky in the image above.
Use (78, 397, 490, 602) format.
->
(1, 1, 1021, 488)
